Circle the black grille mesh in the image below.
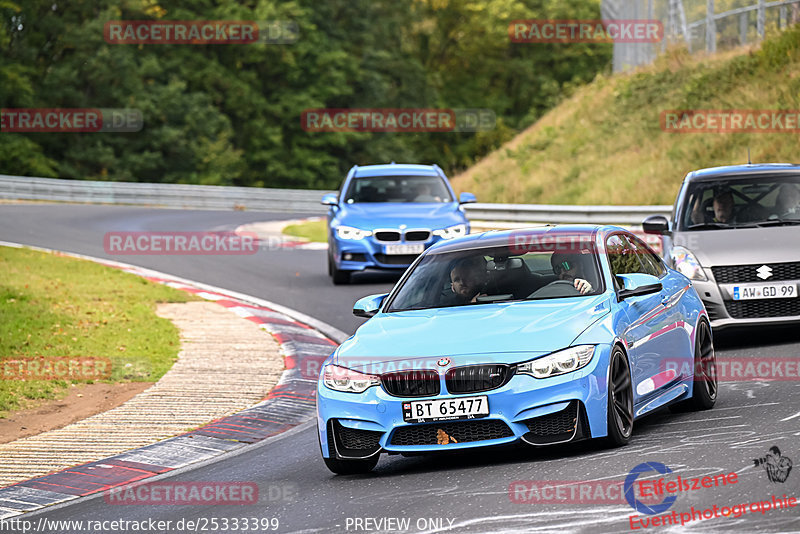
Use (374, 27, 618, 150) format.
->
(374, 254, 418, 265)
(446, 365, 510, 394)
(337, 425, 382, 451)
(374, 231, 401, 242)
(712, 262, 800, 283)
(524, 403, 578, 436)
(404, 231, 431, 242)
(724, 298, 800, 319)
(703, 300, 724, 322)
(390, 419, 513, 446)
(382, 370, 440, 397)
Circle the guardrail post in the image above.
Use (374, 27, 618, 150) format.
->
(706, 0, 716, 53)
(780, 5, 787, 29)
(757, 0, 765, 40)
(739, 12, 748, 44)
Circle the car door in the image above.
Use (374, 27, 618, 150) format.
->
(606, 234, 674, 407)
(627, 234, 694, 372)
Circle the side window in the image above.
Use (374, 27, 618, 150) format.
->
(628, 235, 667, 277)
(606, 234, 643, 278)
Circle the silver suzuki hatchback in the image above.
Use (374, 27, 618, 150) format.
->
(643, 164, 800, 330)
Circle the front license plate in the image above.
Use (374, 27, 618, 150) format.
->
(385, 244, 425, 255)
(402, 396, 489, 423)
(732, 283, 797, 300)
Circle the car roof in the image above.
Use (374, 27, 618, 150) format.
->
(428, 224, 614, 254)
(351, 163, 443, 177)
(686, 163, 800, 182)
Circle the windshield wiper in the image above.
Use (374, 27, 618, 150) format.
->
(686, 222, 731, 230)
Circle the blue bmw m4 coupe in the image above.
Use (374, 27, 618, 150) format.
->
(322, 162, 476, 284)
(316, 225, 717, 474)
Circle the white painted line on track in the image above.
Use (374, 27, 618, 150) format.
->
(780, 410, 800, 421)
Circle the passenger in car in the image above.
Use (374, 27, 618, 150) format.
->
(774, 183, 800, 219)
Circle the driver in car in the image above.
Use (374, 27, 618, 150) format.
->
(690, 187, 738, 225)
(551, 252, 594, 294)
(449, 256, 488, 304)
(413, 183, 441, 202)
(529, 251, 595, 298)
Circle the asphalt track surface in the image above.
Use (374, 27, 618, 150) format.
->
(1, 204, 799, 534)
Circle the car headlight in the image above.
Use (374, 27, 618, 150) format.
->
(432, 223, 467, 239)
(670, 246, 707, 281)
(336, 226, 373, 240)
(516, 346, 595, 379)
(322, 364, 381, 393)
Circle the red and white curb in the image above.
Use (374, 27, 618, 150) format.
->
(0, 241, 344, 520)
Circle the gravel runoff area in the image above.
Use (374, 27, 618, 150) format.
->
(0, 301, 284, 488)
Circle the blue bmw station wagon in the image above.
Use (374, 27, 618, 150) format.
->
(322, 163, 476, 284)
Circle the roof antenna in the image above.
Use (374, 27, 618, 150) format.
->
(747, 147, 751, 164)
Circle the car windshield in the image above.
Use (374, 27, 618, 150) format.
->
(678, 174, 800, 231)
(387, 240, 603, 311)
(344, 176, 451, 203)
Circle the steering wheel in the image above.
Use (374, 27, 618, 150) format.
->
(548, 279, 581, 292)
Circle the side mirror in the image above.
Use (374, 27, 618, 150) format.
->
(353, 293, 388, 318)
(321, 193, 339, 206)
(616, 273, 662, 301)
(459, 192, 477, 204)
(642, 215, 670, 235)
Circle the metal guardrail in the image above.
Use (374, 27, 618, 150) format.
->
(0, 175, 672, 224)
(0, 174, 332, 214)
(465, 203, 671, 224)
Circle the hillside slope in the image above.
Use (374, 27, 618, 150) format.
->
(451, 27, 800, 205)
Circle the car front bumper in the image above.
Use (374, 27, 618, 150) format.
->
(693, 274, 800, 330)
(316, 346, 613, 459)
(330, 235, 446, 271)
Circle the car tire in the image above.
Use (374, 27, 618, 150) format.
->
(606, 347, 633, 447)
(322, 454, 379, 475)
(670, 319, 717, 412)
(331, 268, 351, 285)
(328, 251, 351, 285)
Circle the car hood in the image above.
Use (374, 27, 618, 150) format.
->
(674, 227, 800, 267)
(334, 295, 612, 373)
(337, 202, 465, 230)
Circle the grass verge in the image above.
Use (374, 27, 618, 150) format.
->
(452, 27, 800, 205)
(0, 246, 198, 417)
(283, 219, 327, 243)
